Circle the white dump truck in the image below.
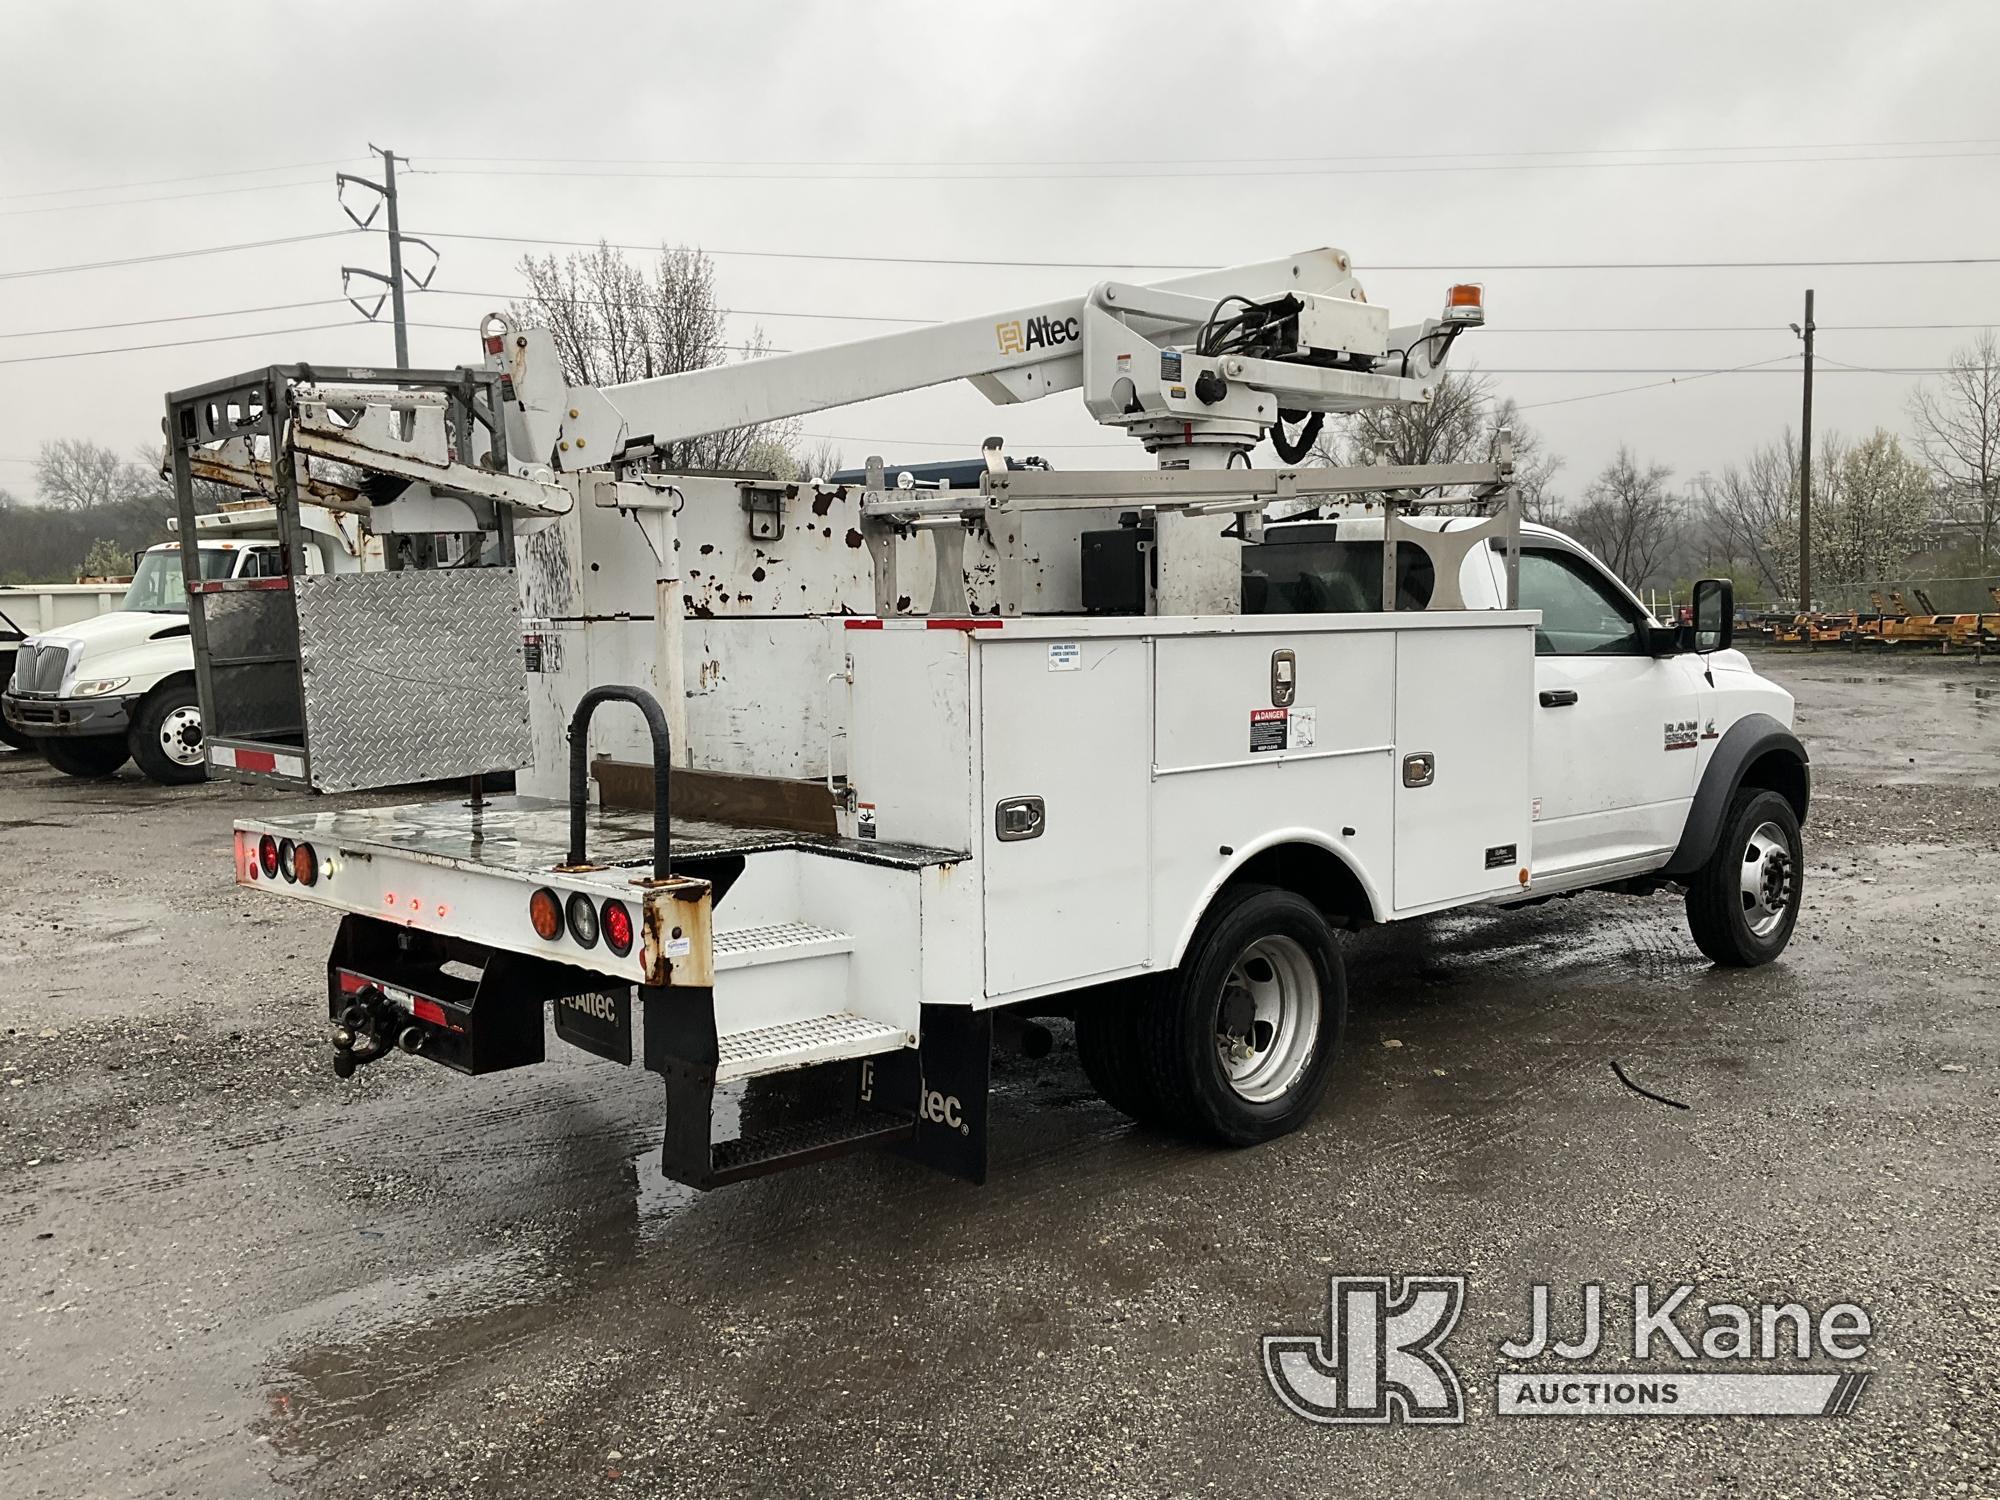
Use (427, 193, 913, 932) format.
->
(3, 504, 379, 783)
(166, 248, 1808, 1189)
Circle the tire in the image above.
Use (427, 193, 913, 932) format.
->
(1137, 885, 1346, 1146)
(0, 716, 28, 751)
(1684, 787, 1803, 967)
(128, 682, 208, 785)
(41, 735, 130, 778)
(1075, 977, 1171, 1127)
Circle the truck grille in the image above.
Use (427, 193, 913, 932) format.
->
(11, 641, 70, 695)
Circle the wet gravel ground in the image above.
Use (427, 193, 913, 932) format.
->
(2, 653, 1996, 1498)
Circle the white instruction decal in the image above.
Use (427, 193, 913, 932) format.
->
(1048, 642, 1080, 672)
(1288, 707, 1316, 750)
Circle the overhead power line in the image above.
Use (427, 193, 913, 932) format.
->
(402, 229, 2000, 274)
(417, 136, 2000, 169)
(0, 298, 352, 340)
(414, 149, 2000, 184)
(0, 178, 327, 219)
(0, 157, 363, 204)
(0, 229, 359, 282)
(0, 320, 366, 368)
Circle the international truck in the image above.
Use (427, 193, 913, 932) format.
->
(162, 248, 1808, 1189)
(3, 503, 379, 782)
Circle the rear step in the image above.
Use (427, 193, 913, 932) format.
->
(707, 1104, 914, 1186)
(717, 1013, 913, 1083)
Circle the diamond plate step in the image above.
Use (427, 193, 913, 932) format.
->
(714, 1012, 913, 1083)
(712, 921, 854, 973)
(708, 1105, 915, 1185)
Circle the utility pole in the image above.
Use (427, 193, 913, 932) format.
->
(336, 144, 436, 368)
(1797, 288, 1816, 613)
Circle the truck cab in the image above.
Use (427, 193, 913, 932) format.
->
(3, 503, 372, 784)
(1250, 514, 1804, 922)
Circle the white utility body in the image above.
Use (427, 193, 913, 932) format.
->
(173, 246, 1809, 1189)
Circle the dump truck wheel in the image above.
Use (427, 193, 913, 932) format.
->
(41, 735, 130, 778)
(1685, 788, 1802, 967)
(1140, 884, 1345, 1146)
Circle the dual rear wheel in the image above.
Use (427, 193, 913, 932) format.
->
(1077, 885, 1346, 1145)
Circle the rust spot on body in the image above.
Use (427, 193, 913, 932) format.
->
(844, 528, 864, 549)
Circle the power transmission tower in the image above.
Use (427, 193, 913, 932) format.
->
(336, 144, 437, 367)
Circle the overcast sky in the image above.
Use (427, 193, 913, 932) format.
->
(3, 0, 1996, 504)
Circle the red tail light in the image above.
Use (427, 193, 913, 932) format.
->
(602, 899, 633, 957)
(259, 835, 280, 878)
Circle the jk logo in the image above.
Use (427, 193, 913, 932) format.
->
(1263, 1275, 1467, 1424)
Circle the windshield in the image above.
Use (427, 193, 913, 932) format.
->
(121, 549, 234, 613)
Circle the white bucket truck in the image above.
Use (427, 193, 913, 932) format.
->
(166, 248, 1808, 1188)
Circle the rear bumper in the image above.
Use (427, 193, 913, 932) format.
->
(2, 691, 137, 737)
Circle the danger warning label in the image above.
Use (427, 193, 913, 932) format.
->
(1250, 708, 1289, 752)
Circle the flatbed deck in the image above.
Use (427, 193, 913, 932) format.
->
(241, 795, 966, 888)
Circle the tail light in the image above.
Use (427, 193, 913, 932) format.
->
(259, 835, 280, 878)
(529, 887, 563, 941)
(277, 838, 297, 883)
(565, 891, 599, 949)
(602, 898, 633, 958)
(293, 842, 318, 887)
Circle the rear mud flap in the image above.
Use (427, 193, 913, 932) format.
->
(867, 1006, 992, 1186)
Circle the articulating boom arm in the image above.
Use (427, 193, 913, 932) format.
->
(508, 248, 1479, 473)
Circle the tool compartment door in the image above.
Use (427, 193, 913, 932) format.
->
(1392, 621, 1534, 912)
(978, 635, 1151, 997)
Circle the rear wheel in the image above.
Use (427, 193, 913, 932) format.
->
(1075, 978, 1170, 1127)
(1685, 788, 1803, 966)
(129, 682, 207, 785)
(1139, 885, 1345, 1146)
(41, 735, 130, 778)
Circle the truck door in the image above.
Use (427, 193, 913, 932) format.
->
(1519, 545, 1703, 879)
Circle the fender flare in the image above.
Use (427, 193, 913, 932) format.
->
(1663, 713, 1810, 879)
(1166, 827, 1387, 969)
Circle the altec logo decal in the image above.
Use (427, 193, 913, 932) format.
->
(995, 314, 1080, 355)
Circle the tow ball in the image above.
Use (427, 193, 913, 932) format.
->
(330, 984, 423, 1077)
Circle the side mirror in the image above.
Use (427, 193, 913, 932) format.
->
(1692, 578, 1734, 653)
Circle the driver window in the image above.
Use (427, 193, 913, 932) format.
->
(1518, 549, 1647, 656)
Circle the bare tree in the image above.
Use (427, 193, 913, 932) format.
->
(1485, 396, 1562, 521)
(1307, 370, 1561, 514)
(1907, 329, 2000, 567)
(794, 437, 845, 483)
(1565, 447, 1679, 587)
(511, 241, 799, 473)
(34, 438, 141, 511)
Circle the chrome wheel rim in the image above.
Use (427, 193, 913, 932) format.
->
(1215, 934, 1321, 1103)
(1740, 820, 1794, 938)
(159, 705, 204, 767)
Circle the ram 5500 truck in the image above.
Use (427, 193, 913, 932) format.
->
(164, 247, 1807, 1191)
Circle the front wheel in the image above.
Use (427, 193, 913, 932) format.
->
(1684, 788, 1803, 966)
(129, 682, 207, 785)
(1139, 885, 1346, 1146)
(40, 735, 131, 778)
